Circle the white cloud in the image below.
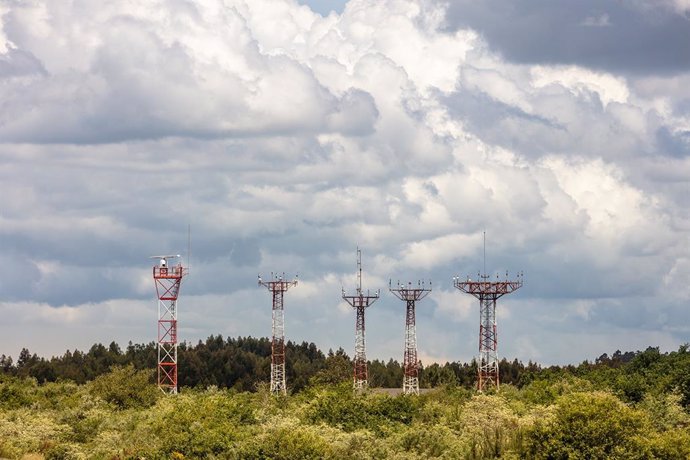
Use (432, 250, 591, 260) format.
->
(531, 65, 629, 107)
(1, 0, 689, 366)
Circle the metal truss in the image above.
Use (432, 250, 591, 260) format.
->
(342, 249, 379, 391)
(259, 273, 297, 395)
(389, 281, 431, 396)
(454, 273, 523, 391)
(153, 262, 186, 394)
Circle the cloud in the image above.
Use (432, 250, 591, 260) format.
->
(0, 2, 379, 143)
(444, 0, 690, 75)
(580, 13, 612, 27)
(1, 0, 689, 366)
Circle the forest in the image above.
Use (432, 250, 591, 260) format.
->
(0, 337, 689, 459)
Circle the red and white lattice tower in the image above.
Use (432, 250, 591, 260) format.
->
(453, 271, 523, 391)
(258, 272, 298, 395)
(151, 255, 187, 394)
(389, 280, 431, 395)
(342, 249, 379, 391)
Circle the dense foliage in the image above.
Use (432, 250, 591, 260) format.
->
(0, 341, 689, 458)
(0, 335, 526, 391)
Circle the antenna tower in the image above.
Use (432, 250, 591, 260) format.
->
(453, 234, 522, 391)
(342, 248, 379, 391)
(258, 272, 298, 395)
(151, 254, 187, 394)
(389, 280, 431, 395)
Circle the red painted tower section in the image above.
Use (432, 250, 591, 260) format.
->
(152, 255, 187, 394)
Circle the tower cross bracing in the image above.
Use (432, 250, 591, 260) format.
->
(389, 281, 431, 395)
(259, 273, 297, 395)
(342, 249, 379, 391)
(454, 274, 522, 391)
(151, 255, 187, 394)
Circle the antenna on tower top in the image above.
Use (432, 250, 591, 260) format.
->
(357, 247, 362, 295)
(483, 230, 486, 277)
(187, 223, 191, 275)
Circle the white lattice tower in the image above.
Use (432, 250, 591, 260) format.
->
(403, 297, 418, 394)
(479, 294, 498, 390)
(259, 273, 297, 395)
(389, 281, 431, 396)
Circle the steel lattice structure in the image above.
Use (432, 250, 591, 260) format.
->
(389, 281, 431, 395)
(152, 255, 187, 394)
(258, 273, 298, 395)
(342, 249, 379, 391)
(453, 273, 523, 391)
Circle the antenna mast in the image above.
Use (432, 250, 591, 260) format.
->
(151, 254, 187, 394)
(258, 272, 298, 395)
(187, 224, 191, 273)
(342, 248, 379, 391)
(389, 280, 431, 395)
(453, 233, 523, 391)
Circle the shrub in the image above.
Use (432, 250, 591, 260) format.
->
(523, 391, 648, 459)
(87, 365, 159, 409)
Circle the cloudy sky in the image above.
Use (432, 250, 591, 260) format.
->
(1, 0, 688, 367)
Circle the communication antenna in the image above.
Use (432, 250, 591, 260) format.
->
(453, 232, 523, 391)
(342, 248, 379, 391)
(483, 230, 486, 277)
(187, 224, 191, 274)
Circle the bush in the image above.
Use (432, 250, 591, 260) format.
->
(523, 391, 648, 459)
(304, 384, 420, 433)
(87, 365, 159, 409)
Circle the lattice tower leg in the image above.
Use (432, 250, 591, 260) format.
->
(271, 290, 286, 395)
(158, 297, 178, 394)
(353, 302, 368, 390)
(478, 296, 499, 391)
(403, 299, 419, 395)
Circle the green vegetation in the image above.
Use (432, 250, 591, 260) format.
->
(0, 342, 688, 458)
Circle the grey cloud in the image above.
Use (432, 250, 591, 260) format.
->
(444, 0, 690, 75)
(656, 127, 690, 157)
(0, 47, 45, 78)
(444, 89, 566, 157)
(326, 88, 379, 136)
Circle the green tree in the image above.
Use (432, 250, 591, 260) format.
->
(87, 365, 159, 409)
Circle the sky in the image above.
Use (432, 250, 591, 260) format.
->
(0, 0, 689, 367)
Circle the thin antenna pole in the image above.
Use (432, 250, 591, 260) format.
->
(483, 231, 486, 277)
(187, 224, 191, 274)
(357, 247, 362, 294)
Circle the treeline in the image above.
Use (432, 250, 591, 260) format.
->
(0, 335, 525, 391)
(2, 337, 690, 406)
